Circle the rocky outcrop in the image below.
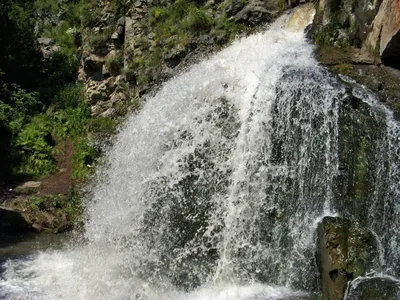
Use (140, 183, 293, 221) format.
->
(313, 0, 400, 67)
(345, 277, 400, 300)
(316, 217, 379, 300)
(365, 0, 400, 68)
(232, 0, 280, 26)
(36, 37, 61, 59)
(313, 0, 383, 48)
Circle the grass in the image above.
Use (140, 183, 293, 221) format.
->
(87, 27, 114, 49)
(105, 52, 124, 75)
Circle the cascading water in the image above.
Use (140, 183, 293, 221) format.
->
(1, 4, 400, 299)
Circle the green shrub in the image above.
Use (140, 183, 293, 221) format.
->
(105, 53, 124, 75)
(53, 83, 84, 109)
(71, 137, 99, 180)
(14, 116, 55, 177)
(30, 196, 46, 210)
(52, 105, 90, 139)
(149, 6, 171, 24)
(114, 0, 126, 20)
(80, 6, 102, 28)
(88, 27, 114, 49)
(215, 13, 245, 41)
(183, 6, 212, 33)
(88, 117, 118, 137)
(64, 188, 83, 222)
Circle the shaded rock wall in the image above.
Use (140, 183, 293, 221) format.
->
(0, 207, 30, 233)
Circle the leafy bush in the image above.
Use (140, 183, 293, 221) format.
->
(47, 51, 79, 85)
(149, 0, 213, 39)
(149, 6, 171, 24)
(114, 0, 126, 20)
(105, 53, 124, 75)
(30, 196, 46, 210)
(14, 116, 55, 177)
(88, 27, 114, 49)
(183, 7, 212, 33)
(53, 83, 84, 109)
(71, 137, 99, 180)
(88, 117, 118, 137)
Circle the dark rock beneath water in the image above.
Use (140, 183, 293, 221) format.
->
(345, 277, 400, 300)
(316, 216, 378, 300)
(0, 207, 30, 233)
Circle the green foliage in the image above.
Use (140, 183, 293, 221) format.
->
(14, 116, 55, 177)
(183, 6, 213, 33)
(30, 196, 46, 210)
(52, 106, 91, 138)
(114, 0, 127, 20)
(64, 188, 83, 222)
(149, 0, 213, 39)
(53, 83, 84, 110)
(44, 22, 75, 51)
(79, 3, 102, 28)
(149, 6, 172, 24)
(105, 53, 124, 75)
(332, 63, 352, 75)
(71, 137, 99, 180)
(0, 85, 42, 136)
(88, 117, 118, 137)
(214, 12, 245, 42)
(88, 27, 114, 49)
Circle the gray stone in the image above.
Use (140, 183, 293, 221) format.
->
(91, 100, 112, 116)
(165, 47, 187, 68)
(345, 277, 400, 300)
(366, 0, 400, 66)
(111, 32, 120, 41)
(233, 2, 274, 26)
(37, 37, 54, 46)
(99, 107, 116, 118)
(102, 64, 111, 77)
(16, 181, 42, 192)
(117, 16, 126, 27)
(87, 80, 115, 104)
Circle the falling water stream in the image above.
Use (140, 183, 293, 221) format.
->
(1, 4, 400, 299)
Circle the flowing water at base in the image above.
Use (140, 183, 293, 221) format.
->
(1, 5, 399, 299)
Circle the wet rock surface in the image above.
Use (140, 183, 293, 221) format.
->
(345, 277, 400, 300)
(316, 217, 378, 300)
(315, 45, 400, 121)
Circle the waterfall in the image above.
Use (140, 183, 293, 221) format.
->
(1, 5, 399, 299)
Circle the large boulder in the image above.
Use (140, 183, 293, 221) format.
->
(365, 0, 400, 67)
(233, 0, 279, 26)
(345, 277, 400, 300)
(316, 217, 379, 300)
